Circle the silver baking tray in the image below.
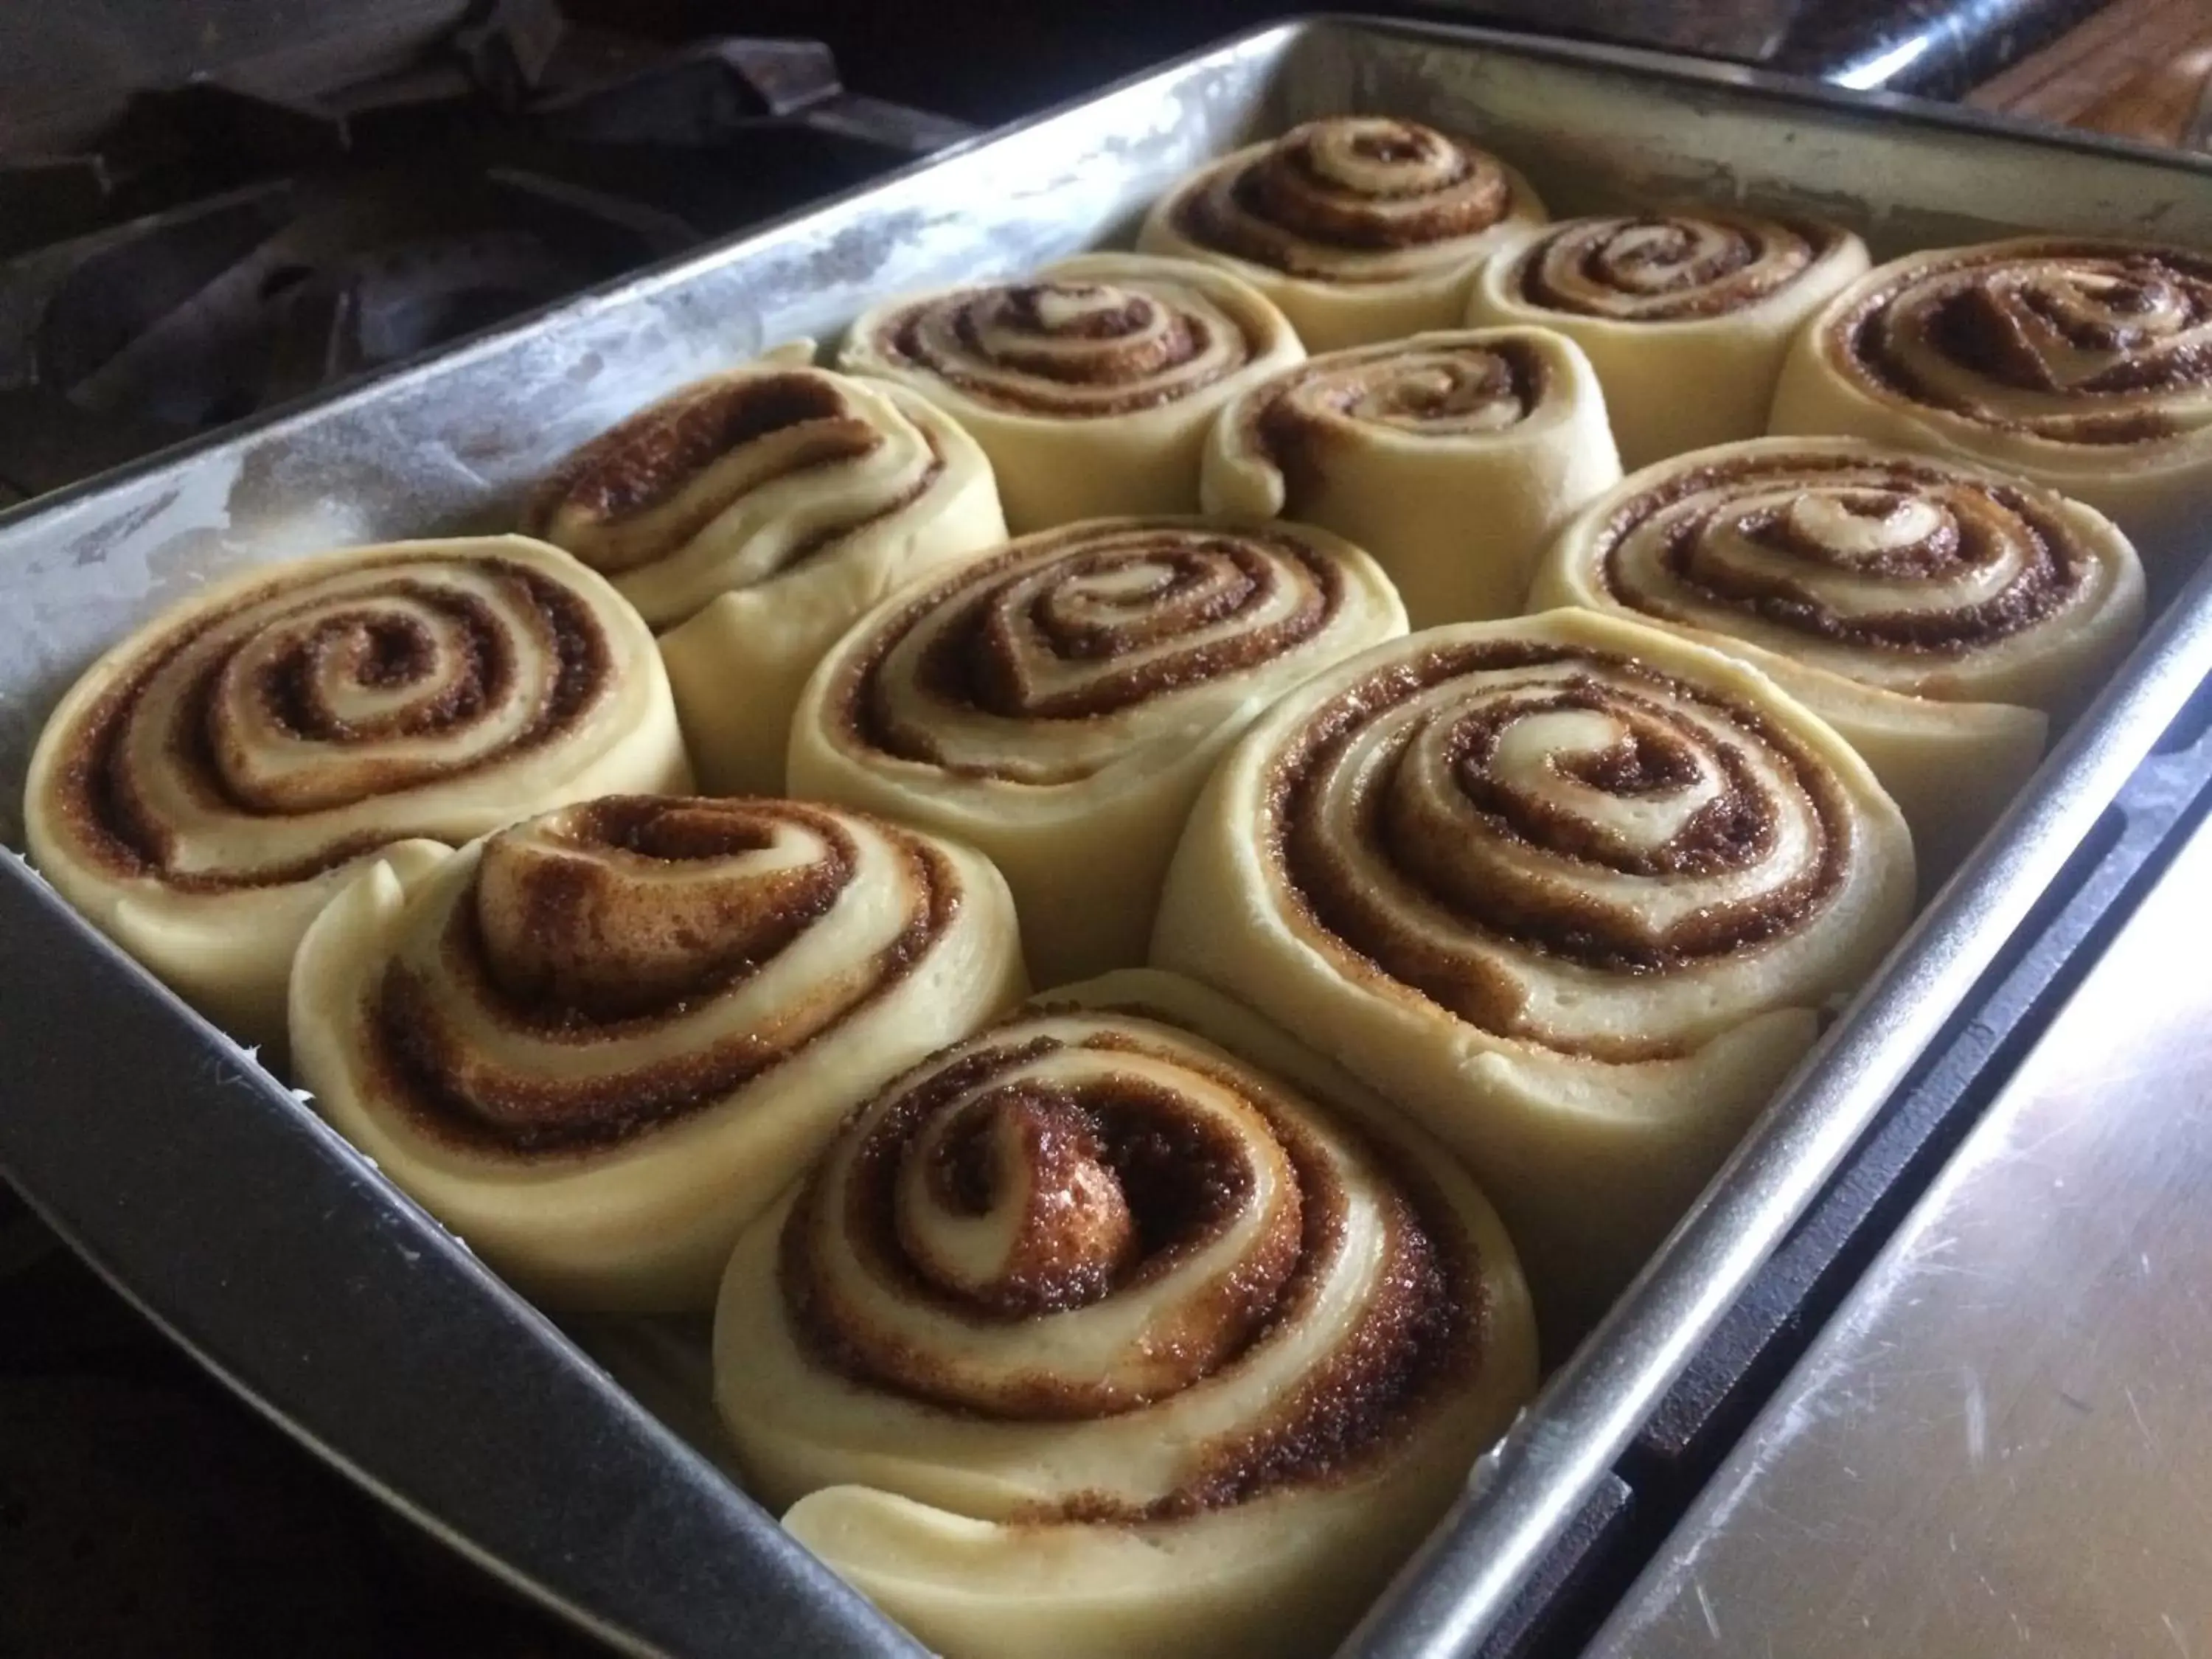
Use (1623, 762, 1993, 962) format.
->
(4, 16, 2212, 1659)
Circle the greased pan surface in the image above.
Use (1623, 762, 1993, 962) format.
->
(2, 18, 2210, 1658)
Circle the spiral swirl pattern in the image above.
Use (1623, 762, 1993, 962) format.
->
(858, 278, 1258, 418)
(1512, 212, 1842, 321)
(1470, 211, 1867, 469)
(288, 793, 1026, 1309)
(712, 968, 1535, 1659)
(1544, 440, 2142, 700)
(1201, 328, 1622, 627)
(23, 535, 687, 1048)
(841, 254, 1301, 532)
(525, 360, 1001, 630)
(1820, 240, 2212, 443)
(1771, 238, 2212, 546)
(1236, 333, 1549, 448)
(1153, 608, 1913, 1330)
(1158, 118, 1521, 280)
(791, 518, 1405, 984)
(1139, 119, 1546, 352)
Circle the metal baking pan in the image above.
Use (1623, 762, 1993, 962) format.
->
(4, 15, 2212, 1658)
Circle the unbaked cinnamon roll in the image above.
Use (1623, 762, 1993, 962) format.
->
(1152, 608, 1916, 1336)
(836, 253, 1302, 533)
(787, 517, 1406, 985)
(1202, 327, 1621, 626)
(288, 794, 1026, 1310)
(1138, 116, 1546, 352)
(1769, 237, 2212, 561)
(712, 967, 1537, 1659)
(1466, 209, 1869, 468)
(1531, 438, 2145, 880)
(525, 349, 1006, 796)
(21, 536, 689, 1054)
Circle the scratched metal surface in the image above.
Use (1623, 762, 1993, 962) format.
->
(7, 18, 2212, 1659)
(1586, 807, 2212, 1659)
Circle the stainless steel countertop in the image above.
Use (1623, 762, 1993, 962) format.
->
(1587, 810, 2212, 1658)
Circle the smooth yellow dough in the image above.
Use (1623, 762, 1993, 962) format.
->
(1151, 607, 1916, 1341)
(836, 253, 1302, 533)
(1768, 236, 2212, 566)
(21, 535, 689, 1055)
(786, 516, 1406, 985)
(1467, 210, 1870, 469)
(288, 795, 1026, 1311)
(1202, 327, 1621, 626)
(526, 348, 1006, 796)
(1137, 116, 1547, 352)
(1530, 437, 2145, 882)
(712, 967, 1538, 1659)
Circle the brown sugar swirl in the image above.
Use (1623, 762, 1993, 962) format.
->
(288, 793, 1027, 1310)
(1513, 212, 1841, 321)
(1534, 438, 2149, 885)
(22, 535, 689, 1051)
(1138, 119, 1548, 354)
(1267, 636, 1860, 1061)
(834, 521, 1351, 785)
(856, 274, 1264, 420)
(1238, 335, 1549, 462)
(1771, 238, 2212, 550)
(1162, 118, 1520, 278)
(1818, 239, 2212, 443)
(522, 361, 1001, 632)
(712, 970, 1537, 1658)
(1152, 609, 1915, 1332)
(789, 518, 1408, 983)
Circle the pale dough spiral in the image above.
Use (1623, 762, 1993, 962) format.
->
(1531, 437, 2145, 880)
(526, 349, 1006, 795)
(787, 516, 1406, 985)
(712, 967, 1537, 1659)
(21, 535, 689, 1053)
(1151, 607, 1915, 1337)
(1769, 236, 2212, 563)
(1139, 116, 1547, 351)
(838, 254, 1303, 532)
(1467, 209, 1869, 468)
(288, 793, 1026, 1310)
(1202, 327, 1621, 625)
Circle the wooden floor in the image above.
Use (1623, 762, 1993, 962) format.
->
(1969, 0, 2212, 144)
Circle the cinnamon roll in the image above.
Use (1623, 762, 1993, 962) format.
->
(1466, 210, 1869, 469)
(836, 253, 1302, 533)
(21, 536, 689, 1054)
(712, 967, 1537, 1659)
(1531, 439, 2145, 880)
(1152, 608, 1916, 1335)
(1769, 237, 2212, 561)
(787, 517, 1407, 986)
(526, 349, 1007, 796)
(1138, 116, 1546, 352)
(288, 794, 1026, 1310)
(1202, 327, 1622, 627)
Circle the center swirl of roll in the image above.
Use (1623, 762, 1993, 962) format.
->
(1172, 117, 1517, 278)
(523, 369, 945, 612)
(876, 276, 1256, 417)
(1270, 642, 1851, 1060)
(368, 796, 957, 1155)
(1518, 212, 1832, 321)
(838, 521, 1344, 785)
(1837, 240, 2212, 444)
(782, 1010, 1482, 1481)
(1245, 338, 1547, 472)
(1594, 451, 2087, 657)
(53, 554, 612, 890)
